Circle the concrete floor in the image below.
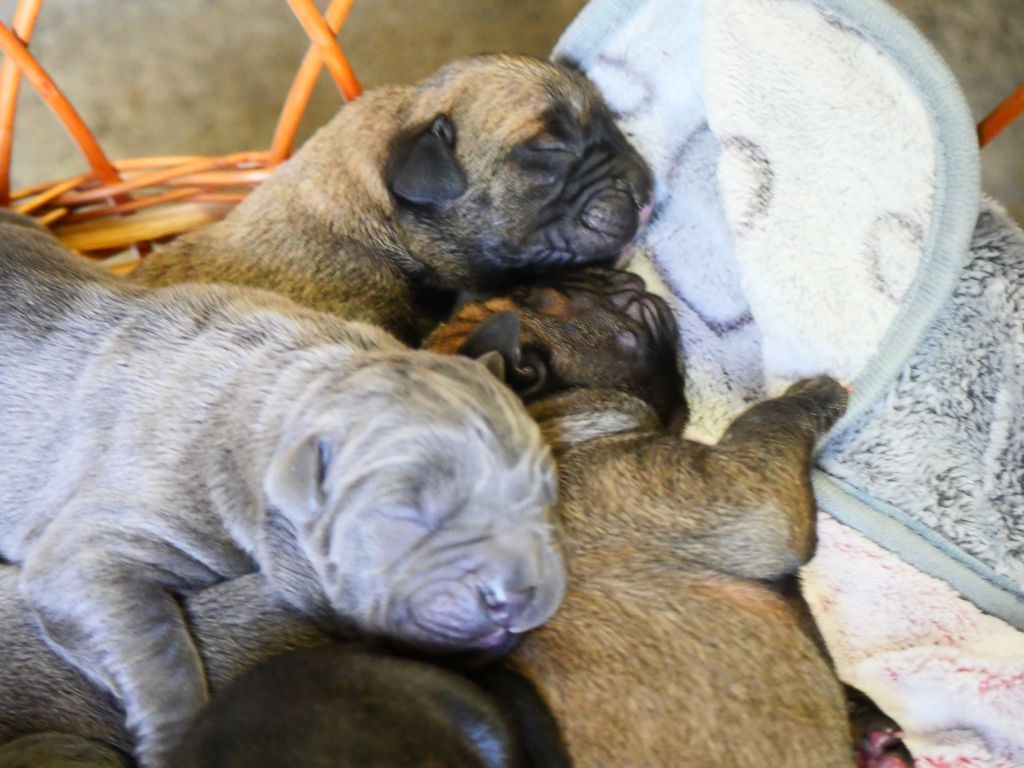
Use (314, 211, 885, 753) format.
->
(0, 0, 1020, 220)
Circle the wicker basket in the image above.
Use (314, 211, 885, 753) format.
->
(0, 0, 1019, 280)
(0, 0, 361, 276)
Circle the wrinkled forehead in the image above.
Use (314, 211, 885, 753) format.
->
(411, 56, 596, 143)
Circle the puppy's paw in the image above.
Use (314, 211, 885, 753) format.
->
(783, 376, 849, 434)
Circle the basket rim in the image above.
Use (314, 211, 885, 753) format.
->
(0, 0, 361, 265)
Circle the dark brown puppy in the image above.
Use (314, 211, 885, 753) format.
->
(132, 55, 652, 344)
(167, 646, 570, 768)
(427, 270, 859, 767)
(0, 734, 130, 768)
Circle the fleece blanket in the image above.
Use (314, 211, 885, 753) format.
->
(555, 0, 1024, 764)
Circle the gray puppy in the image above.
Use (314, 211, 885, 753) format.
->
(130, 54, 653, 344)
(0, 220, 563, 768)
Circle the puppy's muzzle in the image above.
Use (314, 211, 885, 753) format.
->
(574, 149, 653, 247)
(541, 135, 652, 269)
(403, 533, 566, 653)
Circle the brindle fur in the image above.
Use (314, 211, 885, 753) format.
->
(425, 270, 856, 766)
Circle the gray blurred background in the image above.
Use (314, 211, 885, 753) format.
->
(0, 0, 1020, 221)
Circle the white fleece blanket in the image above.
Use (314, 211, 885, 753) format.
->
(555, 0, 1024, 764)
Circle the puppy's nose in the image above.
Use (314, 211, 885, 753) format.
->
(478, 583, 538, 628)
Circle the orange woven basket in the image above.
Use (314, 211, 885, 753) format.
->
(0, 0, 361, 276)
(0, 0, 1020, 280)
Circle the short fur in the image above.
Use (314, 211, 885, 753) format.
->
(0, 571, 571, 768)
(168, 646, 567, 768)
(0, 220, 562, 767)
(1, 260, 864, 766)
(130, 54, 653, 344)
(0, 733, 131, 768)
(425, 271, 856, 766)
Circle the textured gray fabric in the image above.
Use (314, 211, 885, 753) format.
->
(821, 199, 1024, 591)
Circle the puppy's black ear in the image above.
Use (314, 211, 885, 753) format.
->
(458, 310, 550, 398)
(387, 115, 468, 207)
(458, 310, 523, 377)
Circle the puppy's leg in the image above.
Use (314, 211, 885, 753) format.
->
(580, 377, 846, 581)
(22, 524, 211, 768)
(718, 377, 848, 452)
(696, 376, 848, 579)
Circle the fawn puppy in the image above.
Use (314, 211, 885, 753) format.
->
(132, 54, 653, 344)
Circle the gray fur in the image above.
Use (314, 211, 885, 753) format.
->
(0, 569, 327, 752)
(822, 199, 1024, 588)
(0, 221, 562, 767)
(0, 570, 569, 768)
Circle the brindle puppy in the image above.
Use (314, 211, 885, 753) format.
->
(427, 269, 907, 767)
(131, 54, 653, 344)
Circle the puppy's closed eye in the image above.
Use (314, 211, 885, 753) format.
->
(510, 148, 575, 188)
(525, 133, 580, 158)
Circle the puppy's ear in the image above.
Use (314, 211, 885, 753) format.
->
(387, 115, 467, 207)
(458, 310, 523, 376)
(264, 433, 334, 523)
(458, 311, 550, 398)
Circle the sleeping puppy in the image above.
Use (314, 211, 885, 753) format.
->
(0, 571, 571, 768)
(0, 734, 131, 768)
(130, 54, 653, 344)
(168, 647, 570, 768)
(1, 260, 907, 767)
(0, 219, 563, 767)
(426, 269, 906, 767)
